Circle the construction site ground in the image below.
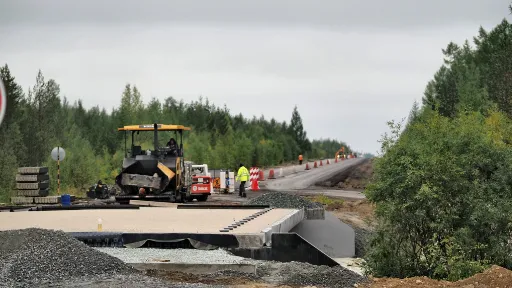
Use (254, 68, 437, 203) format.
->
(360, 265, 512, 288)
(5, 157, 512, 287)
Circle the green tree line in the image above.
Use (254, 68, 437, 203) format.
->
(0, 68, 352, 201)
(365, 4, 512, 281)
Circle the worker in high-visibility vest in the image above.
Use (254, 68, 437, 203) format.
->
(236, 163, 249, 198)
(298, 154, 303, 165)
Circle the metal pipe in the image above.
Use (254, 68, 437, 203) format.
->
(180, 130, 183, 157)
(177, 205, 270, 209)
(124, 131, 127, 157)
(153, 123, 158, 152)
(131, 131, 135, 156)
(29, 205, 140, 211)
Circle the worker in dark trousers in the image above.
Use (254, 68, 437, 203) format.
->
(236, 163, 249, 197)
(298, 154, 303, 165)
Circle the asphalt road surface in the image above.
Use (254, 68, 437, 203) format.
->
(208, 158, 366, 203)
(263, 158, 365, 191)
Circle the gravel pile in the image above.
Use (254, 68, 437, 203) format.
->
(208, 269, 259, 281)
(0, 228, 135, 286)
(256, 261, 367, 288)
(96, 247, 254, 265)
(353, 226, 373, 258)
(246, 191, 322, 209)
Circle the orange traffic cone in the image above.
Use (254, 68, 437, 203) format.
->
(320, 160, 323, 166)
(305, 163, 310, 170)
(314, 161, 318, 168)
(268, 169, 276, 179)
(258, 170, 265, 181)
(327, 159, 330, 165)
(251, 179, 260, 191)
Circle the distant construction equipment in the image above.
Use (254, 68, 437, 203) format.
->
(114, 123, 211, 203)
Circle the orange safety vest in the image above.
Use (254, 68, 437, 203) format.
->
(298, 154, 303, 160)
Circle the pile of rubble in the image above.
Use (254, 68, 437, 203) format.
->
(0, 228, 135, 286)
(246, 191, 323, 209)
(256, 261, 368, 288)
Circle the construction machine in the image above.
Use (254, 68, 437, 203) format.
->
(86, 180, 115, 199)
(114, 123, 201, 204)
(335, 147, 346, 159)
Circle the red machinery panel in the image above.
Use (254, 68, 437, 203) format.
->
(191, 176, 211, 194)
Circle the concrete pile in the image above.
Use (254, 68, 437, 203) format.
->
(11, 166, 56, 205)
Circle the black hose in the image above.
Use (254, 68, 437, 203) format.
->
(29, 205, 140, 211)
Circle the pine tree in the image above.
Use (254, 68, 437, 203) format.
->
(407, 100, 420, 127)
(0, 123, 22, 201)
(30, 70, 61, 165)
(145, 97, 162, 123)
(0, 64, 24, 126)
(455, 62, 489, 114)
(289, 105, 310, 154)
(119, 84, 133, 125)
(131, 85, 144, 121)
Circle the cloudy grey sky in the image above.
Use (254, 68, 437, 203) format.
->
(0, 0, 510, 154)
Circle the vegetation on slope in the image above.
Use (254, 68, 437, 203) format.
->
(364, 4, 512, 281)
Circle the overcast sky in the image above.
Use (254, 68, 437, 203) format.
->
(0, 0, 510, 154)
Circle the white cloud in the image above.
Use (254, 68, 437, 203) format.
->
(0, 2, 508, 153)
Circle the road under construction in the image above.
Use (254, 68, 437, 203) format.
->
(1, 156, 366, 271)
(1, 123, 369, 287)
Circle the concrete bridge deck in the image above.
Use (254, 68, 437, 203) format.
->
(0, 206, 305, 247)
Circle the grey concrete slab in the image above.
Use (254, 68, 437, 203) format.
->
(290, 211, 355, 258)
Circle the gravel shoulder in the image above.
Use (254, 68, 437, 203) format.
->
(96, 247, 255, 264)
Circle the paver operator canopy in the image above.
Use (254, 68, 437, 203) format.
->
(115, 123, 193, 203)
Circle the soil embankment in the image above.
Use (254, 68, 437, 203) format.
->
(315, 158, 374, 191)
(361, 265, 512, 288)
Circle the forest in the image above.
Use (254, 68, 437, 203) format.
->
(365, 5, 512, 281)
(0, 67, 353, 201)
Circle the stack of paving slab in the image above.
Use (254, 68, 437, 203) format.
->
(11, 167, 60, 205)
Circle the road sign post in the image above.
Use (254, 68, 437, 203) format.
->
(0, 79, 6, 127)
(51, 147, 66, 195)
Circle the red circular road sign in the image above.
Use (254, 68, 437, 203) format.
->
(0, 79, 5, 127)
